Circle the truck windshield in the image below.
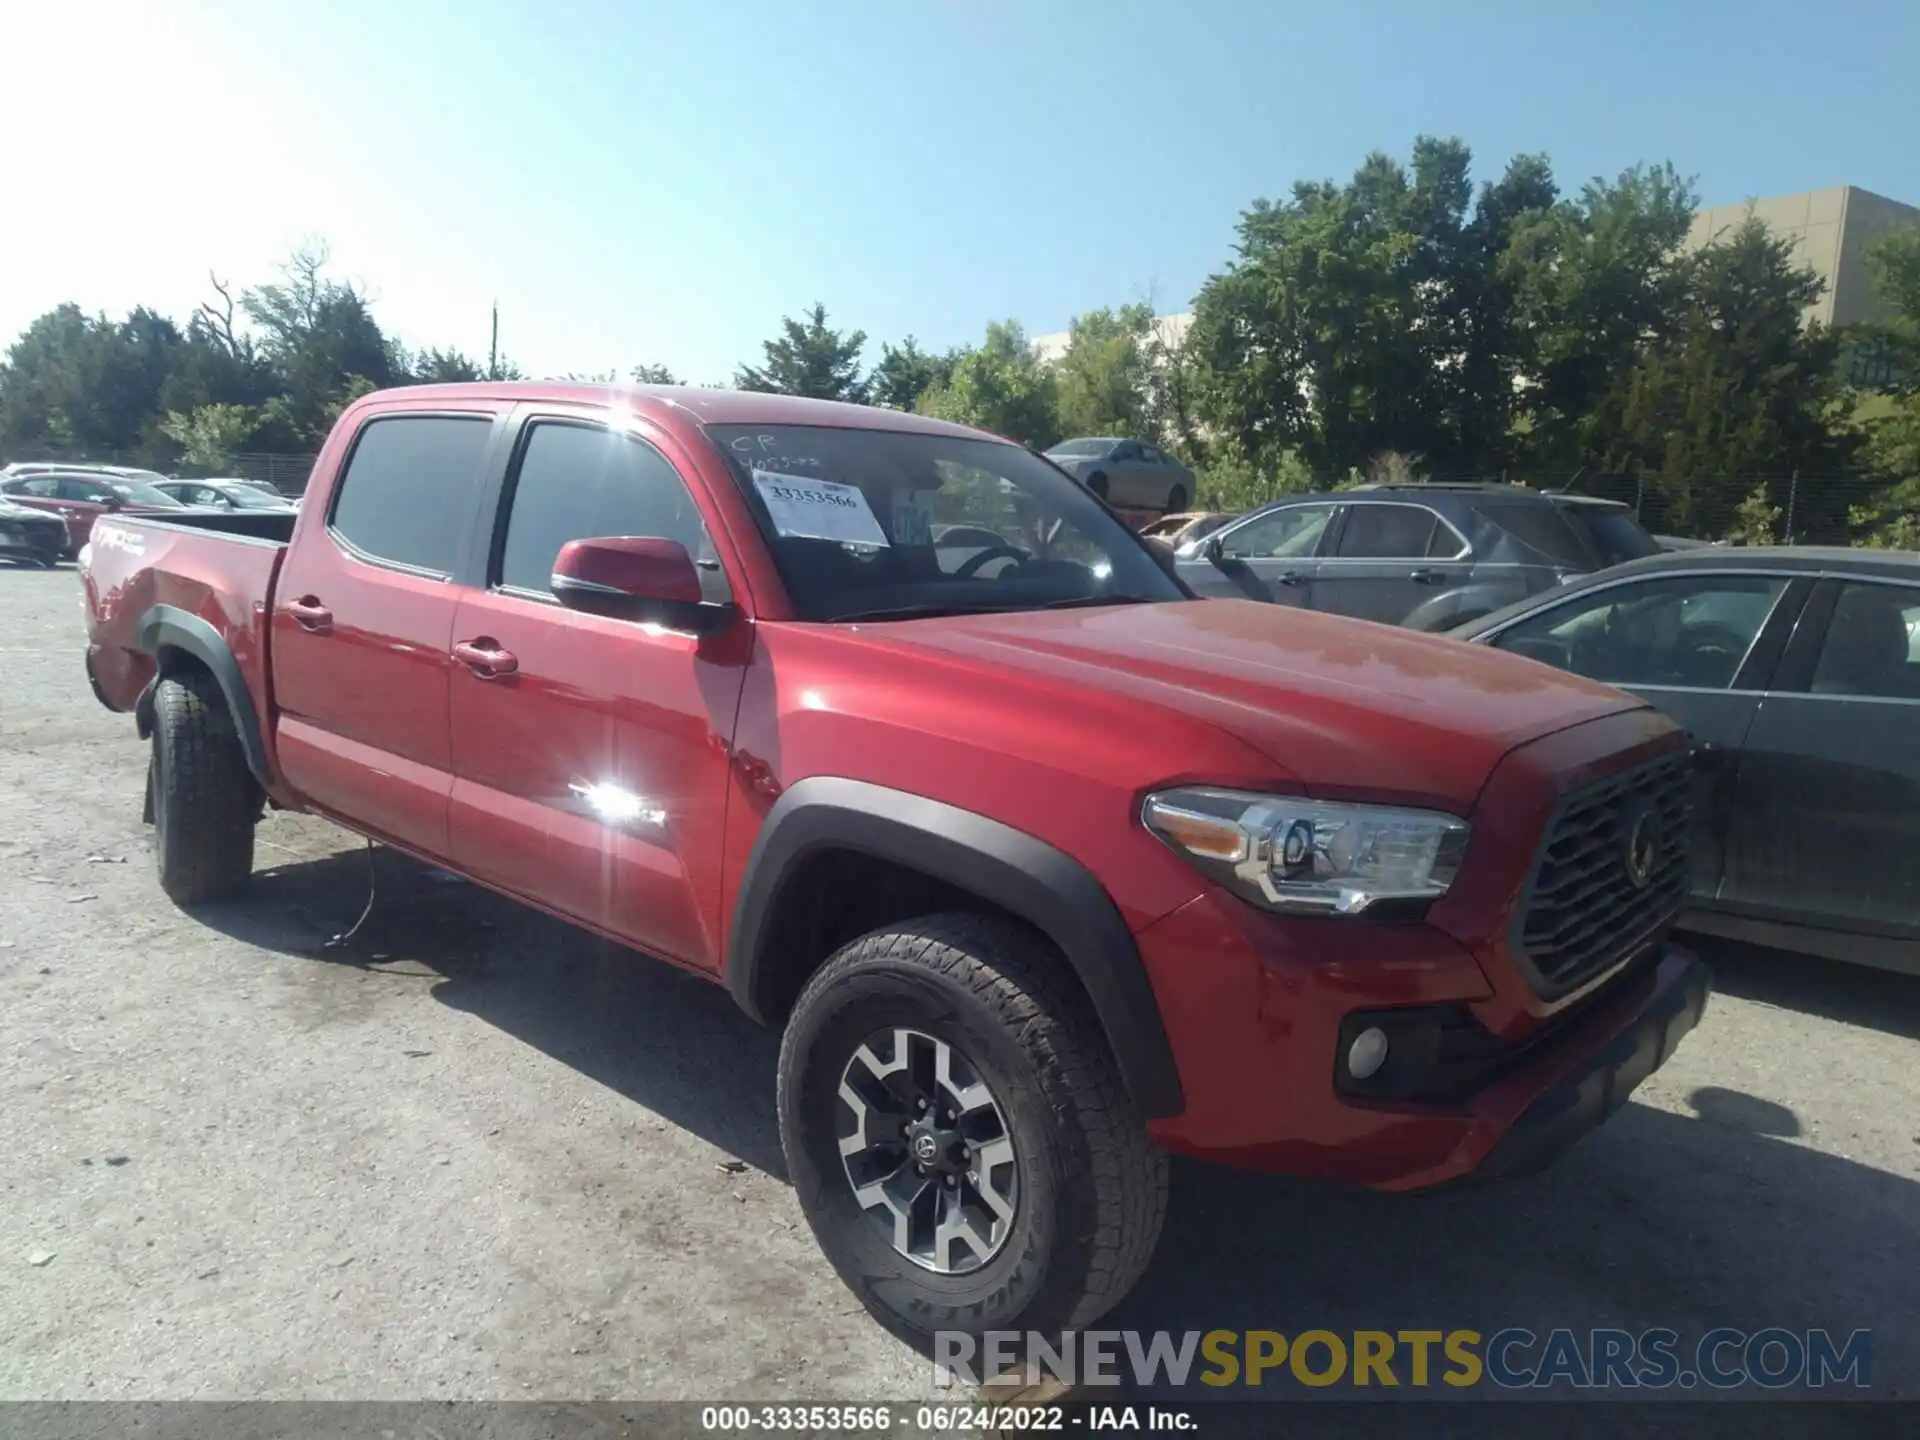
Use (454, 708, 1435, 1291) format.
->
(704, 424, 1184, 622)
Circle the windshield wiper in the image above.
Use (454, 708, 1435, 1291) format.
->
(1032, 594, 1163, 610)
(825, 594, 1163, 623)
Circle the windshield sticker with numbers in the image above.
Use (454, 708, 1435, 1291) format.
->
(752, 470, 891, 547)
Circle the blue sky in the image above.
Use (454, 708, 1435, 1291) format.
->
(8, 0, 1917, 384)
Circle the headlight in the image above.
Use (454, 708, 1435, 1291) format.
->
(1142, 788, 1469, 917)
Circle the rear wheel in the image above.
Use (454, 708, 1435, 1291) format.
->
(151, 670, 257, 905)
(778, 913, 1168, 1345)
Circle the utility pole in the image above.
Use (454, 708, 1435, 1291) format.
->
(488, 301, 500, 381)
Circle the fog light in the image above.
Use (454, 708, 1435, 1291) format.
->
(1347, 1026, 1390, 1080)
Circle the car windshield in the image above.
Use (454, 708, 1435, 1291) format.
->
(705, 423, 1185, 622)
(1045, 439, 1115, 459)
(1563, 507, 1661, 567)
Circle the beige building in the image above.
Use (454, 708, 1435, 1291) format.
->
(1685, 185, 1918, 329)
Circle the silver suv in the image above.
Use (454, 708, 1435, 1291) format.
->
(1174, 483, 1660, 630)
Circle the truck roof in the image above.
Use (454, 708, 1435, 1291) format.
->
(365, 382, 999, 442)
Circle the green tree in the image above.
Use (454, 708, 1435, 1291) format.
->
(1192, 438, 1316, 512)
(736, 303, 868, 401)
(1502, 163, 1699, 470)
(1589, 217, 1852, 538)
(1845, 224, 1920, 547)
(0, 304, 189, 459)
(406, 347, 486, 382)
(1188, 138, 1566, 481)
(1726, 483, 1784, 546)
(916, 321, 1059, 447)
(630, 362, 680, 385)
(1052, 305, 1155, 440)
(869, 337, 953, 412)
(243, 242, 395, 446)
(159, 403, 260, 470)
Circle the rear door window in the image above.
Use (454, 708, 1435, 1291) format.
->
(329, 415, 494, 575)
(1808, 582, 1920, 699)
(1334, 503, 1445, 559)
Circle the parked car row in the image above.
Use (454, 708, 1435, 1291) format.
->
(1172, 482, 1660, 628)
(0, 467, 295, 558)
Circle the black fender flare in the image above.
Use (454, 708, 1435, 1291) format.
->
(132, 605, 274, 791)
(726, 776, 1185, 1119)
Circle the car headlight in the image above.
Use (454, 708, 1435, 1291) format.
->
(1142, 788, 1469, 917)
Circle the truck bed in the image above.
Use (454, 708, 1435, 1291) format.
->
(82, 513, 290, 768)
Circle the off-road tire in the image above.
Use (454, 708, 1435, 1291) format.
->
(151, 670, 256, 905)
(778, 912, 1169, 1346)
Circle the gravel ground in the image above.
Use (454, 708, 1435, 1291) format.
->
(1, 564, 1915, 1409)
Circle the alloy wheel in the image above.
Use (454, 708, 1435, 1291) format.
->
(836, 1027, 1018, 1275)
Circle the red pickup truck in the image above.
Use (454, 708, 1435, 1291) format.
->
(82, 382, 1709, 1342)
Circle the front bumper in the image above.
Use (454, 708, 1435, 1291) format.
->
(1136, 886, 1710, 1190)
(1425, 945, 1709, 1188)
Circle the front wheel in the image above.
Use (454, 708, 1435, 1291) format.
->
(778, 914, 1168, 1346)
(151, 670, 258, 905)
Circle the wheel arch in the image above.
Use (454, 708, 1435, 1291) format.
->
(726, 777, 1185, 1119)
(1402, 583, 1510, 633)
(132, 605, 274, 790)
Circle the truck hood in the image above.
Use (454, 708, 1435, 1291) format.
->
(865, 598, 1646, 810)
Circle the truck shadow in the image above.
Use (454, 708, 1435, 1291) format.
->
(205, 840, 789, 1178)
(197, 842, 1916, 1408)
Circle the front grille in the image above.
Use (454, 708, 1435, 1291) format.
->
(1514, 751, 1693, 996)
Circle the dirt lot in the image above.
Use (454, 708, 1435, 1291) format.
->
(2, 564, 1916, 1405)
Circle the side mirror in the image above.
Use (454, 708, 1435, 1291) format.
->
(99, 495, 126, 512)
(1202, 534, 1226, 564)
(551, 536, 735, 634)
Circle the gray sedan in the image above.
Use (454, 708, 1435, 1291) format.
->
(1042, 438, 1193, 512)
(1453, 545, 1920, 975)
